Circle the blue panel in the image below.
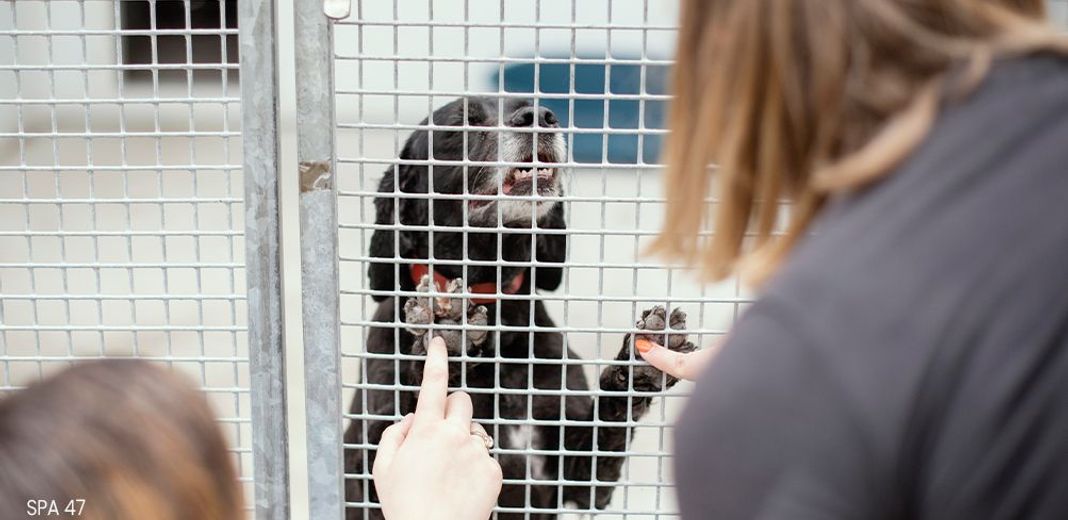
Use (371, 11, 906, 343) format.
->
(491, 56, 669, 164)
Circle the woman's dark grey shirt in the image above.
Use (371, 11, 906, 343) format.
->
(674, 54, 1068, 520)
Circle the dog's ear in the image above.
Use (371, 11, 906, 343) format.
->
(368, 132, 431, 301)
(533, 202, 566, 291)
(367, 166, 401, 302)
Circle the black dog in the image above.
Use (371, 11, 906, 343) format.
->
(344, 97, 696, 519)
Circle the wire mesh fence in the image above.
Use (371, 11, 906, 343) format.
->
(333, 1, 740, 518)
(0, 0, 253, 509)
(331, 2, 1068, 519)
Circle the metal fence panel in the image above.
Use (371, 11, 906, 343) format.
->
(326, 2, 1068, 520)
(0, 0, 284, 515)
(333, 1, 727, 518)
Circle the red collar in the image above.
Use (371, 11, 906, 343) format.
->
(409, 264, 525, 305)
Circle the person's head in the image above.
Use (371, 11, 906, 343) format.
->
(652, 0, 1066, 285)
(0, 359, 242, 520)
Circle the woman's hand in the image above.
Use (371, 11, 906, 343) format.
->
(635, 337, 722, 381)
(372, 337, 503, 520)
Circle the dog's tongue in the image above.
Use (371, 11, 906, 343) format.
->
(502, 168, 553, 195)
(506, 169, 538, 194)
(503, 169, 531, 194)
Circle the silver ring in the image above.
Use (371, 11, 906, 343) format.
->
(470, 428, 494, 450)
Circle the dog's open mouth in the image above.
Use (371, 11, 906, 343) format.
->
(503, 166, 556, 196)
(469, 149, 560, 208)
(503, 148, 559, 197)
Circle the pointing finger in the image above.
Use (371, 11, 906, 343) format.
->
(414, 336, 450, 426)
(636, 339, 719, 381)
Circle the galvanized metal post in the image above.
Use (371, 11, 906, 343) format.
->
(240, 0, 291, 518)
(295, 0, 344, 518)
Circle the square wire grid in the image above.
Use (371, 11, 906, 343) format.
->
(334, 1, 1068, 518)
(334, 1, 748, 518)
(0, 0, 252, 506)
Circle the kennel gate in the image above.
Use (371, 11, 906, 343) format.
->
(301, 2, 1068, 519)
(294, 1, 751, 518)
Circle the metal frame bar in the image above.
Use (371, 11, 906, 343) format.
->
(239, 0, 290, 518)
(295, 0, 345, 518)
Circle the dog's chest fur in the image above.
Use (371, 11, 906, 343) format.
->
(502, 423, 548, 480)
(467, 356, 557, 482)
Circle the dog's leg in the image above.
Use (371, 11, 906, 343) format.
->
(344, 388, 395, 520)
(404, 274, 490, 356)
(563, 306, 697, 509)
(345, 310, 421, 520)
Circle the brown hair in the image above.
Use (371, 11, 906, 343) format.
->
(0, 360, 243, 520)
(650, 0, 1067, 286)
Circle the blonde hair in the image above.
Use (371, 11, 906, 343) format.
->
(650, 0, 1067, 286)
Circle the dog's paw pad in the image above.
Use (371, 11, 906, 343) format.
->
(666, 308, 689, 349)
(405, 277, 493, 356)
(465, 305, 489, 347)
(414, 273, 433, 292)
(633, 305, 688, 350)
(636, 305, 667, 331)
(403, 297, 432, 336)
(433, 277, 465, 321)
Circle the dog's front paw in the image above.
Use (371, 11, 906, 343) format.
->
(403, 275, 435, 336)
(634, 305, 690, 349)
(404, 274, 491, 356)
(464, 303, 489, 347)
(612, 305, 698, 392)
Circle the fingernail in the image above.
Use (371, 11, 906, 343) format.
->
(635, 338, 658, 353)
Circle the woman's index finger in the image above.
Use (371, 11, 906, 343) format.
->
(414, 336, 450, 423)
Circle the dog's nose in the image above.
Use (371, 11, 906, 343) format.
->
(509, 106, 558, 128)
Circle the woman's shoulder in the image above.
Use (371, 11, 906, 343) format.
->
(933, 51, 1068, 154)
(768, 51, 1068, 336)
(980, 51, 1068, 91)
(740, 47, 1068, 425)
